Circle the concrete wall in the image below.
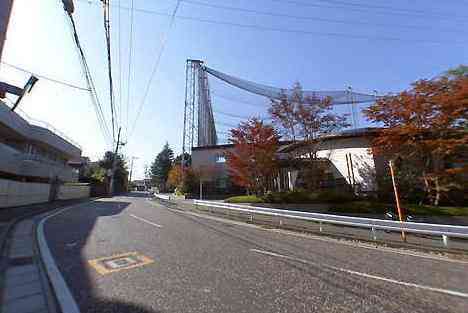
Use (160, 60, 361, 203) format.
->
(0, 178, 50, 208)
(0, 179, 90, 208)
(316, 137, 377, 191)
(57, 184, 90, 200)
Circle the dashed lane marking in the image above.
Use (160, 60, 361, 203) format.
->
(250, 248, 468, 299)
(148, 200, 468, 265)
(129, 214, 163, 228)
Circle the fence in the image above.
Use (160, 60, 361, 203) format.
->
(193, 200, 468, 249)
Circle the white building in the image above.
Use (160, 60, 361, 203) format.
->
(191, 128, 384, 195)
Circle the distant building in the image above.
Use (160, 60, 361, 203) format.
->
(132, 179, 150, 191)
(0, 100, 82, 183)
(191, 128, 384, 196)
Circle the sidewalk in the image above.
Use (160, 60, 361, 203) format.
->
(0, 199, 90, 313)
(2, 218, 49, 313)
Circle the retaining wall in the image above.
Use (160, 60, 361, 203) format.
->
(57, 184, 90, 200)
(0, 179, 90, 207)
(0, 178, 50, 208)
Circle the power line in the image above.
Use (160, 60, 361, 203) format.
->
(127, 0, 182, 141)
(63, 11, 112, 147)
(173, 14, 467, 45)
(118, 0, 123, 138)
(102, 0, 116, 142)
(76, 0, 467, 44)
(182, 0, 467, 34)
(264, 0, 468, 21)
(1, 62, 90, 91)
(315, 0, 466, 18)
(125, 0, 135, 139)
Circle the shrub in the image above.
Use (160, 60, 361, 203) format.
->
(262, 190, 317, 203)
(225, 195, 265, 203)
(315, 190, 355, 203)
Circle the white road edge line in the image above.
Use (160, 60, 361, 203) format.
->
(250, 248, 468, 299)
(129, 214, 163, 228)
(37, 203, 89, 313)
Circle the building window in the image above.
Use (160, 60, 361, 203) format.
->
(217, 178, 227, 189)
(216, 154, 226, 163)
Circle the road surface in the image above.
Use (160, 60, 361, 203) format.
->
(43, 193, 468, 313)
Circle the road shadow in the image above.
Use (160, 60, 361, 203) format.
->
(42, 198, 164, 313)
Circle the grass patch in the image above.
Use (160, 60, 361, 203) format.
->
(225, 195, 265, 204)
(225, 190, 355, 204)
(329, 201, 468, 216)
(329, 201, 388, 214)
(405, 204, 468, 216)
(225, 192, 468, 216)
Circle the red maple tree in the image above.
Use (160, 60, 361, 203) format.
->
(364, 70, 468, 205)
(269, 82, 348, 142)
(226, 118, 280, 195)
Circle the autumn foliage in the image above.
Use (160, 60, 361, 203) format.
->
(226, 118, 279, 195)
(167, 164, 184, 190)
(364, 72, 468, 205)
(269, 82, 348, 142)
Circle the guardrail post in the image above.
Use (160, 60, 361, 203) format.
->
(319, 222, 323, 232)
(249, 215, 253, 222)
(371, 227, 377, 241)
(442, 235, 449, 248)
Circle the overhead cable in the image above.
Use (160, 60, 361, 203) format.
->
(127, 0, 182, 141)
(64, 11, 113, 147)
(125, 0, 135, 139)
(182, 0, 466, 34)
(76, 0, 467, 44)
(1, 62, 90, 91)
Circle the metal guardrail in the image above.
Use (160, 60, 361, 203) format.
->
(194, 200, 468, 247)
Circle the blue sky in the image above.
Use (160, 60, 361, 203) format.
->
(1, 0, 466, 179)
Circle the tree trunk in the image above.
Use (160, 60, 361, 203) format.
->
(434, 176, 441, 206)
(422, 173, 431, 205)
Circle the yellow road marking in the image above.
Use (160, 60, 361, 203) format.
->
(88, 252, 154, 275)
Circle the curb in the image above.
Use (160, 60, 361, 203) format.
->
(35, 199, 101, 313)
(36, 204, 83, 313)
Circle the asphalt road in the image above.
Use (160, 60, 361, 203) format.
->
(43, 193, 468, 313)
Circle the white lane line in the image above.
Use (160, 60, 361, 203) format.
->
(250, 248, 468, 299)
(149, 200, 468, 265)
(37, 203, 92, 313)
(129, 214, 163, 228)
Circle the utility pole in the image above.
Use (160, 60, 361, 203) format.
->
(128, 156, 138, 191)
(109, 127, 121, 196)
